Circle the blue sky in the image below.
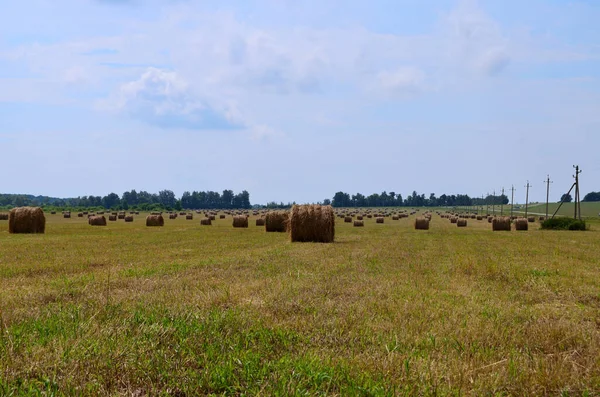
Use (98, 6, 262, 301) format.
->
(1, 0, 599, 204)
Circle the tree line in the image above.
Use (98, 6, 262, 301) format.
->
(0, 190, 252, 211)
(330, 191, 510, 208)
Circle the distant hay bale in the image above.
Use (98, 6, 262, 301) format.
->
(356, 215, 363, 220)
(487, 216, 494, 223)
(344, 216, 353, 223)
(265, 211, 288, 232)
(0, 213, 8, 221)
(135, 211, 140, 215)
(514, 218, 528, 231)
(367, 215, 373, 219)
(146, 214, 164, 227)
(376, 217, 384, 224)
(88, 215, 107, 226)
(528, 216, 535, 223)
(118, 214, 125, 220)
(186, 214, 193, 220)
(201, 218, 212, 226)
(539, 216, 545, 221)
(256, 218, 265, 226)
(492, 217, 511, 231)
(209, 215, 216, 221)
(220, 214, 226, 219)
(289, 204, 335, 243)
(83, 211, 88, 215)
(415, 217, 430, 230)
(109, 215, 117, 221)
(78, 213, 84, 218)
(169, 214, 177, 219)
(353, 220, 364, 227)
(51, 211, 56, 215)
(457, 219, 467, 227)
(124, 215, 134, 223)
(180, 212, 186, 216)
(97, 211, 104, 215)
(233, 215, 249, 228)
(476, 215, 483, 220)
(392, 216, 399, 220)
(450, 217, 458, 224)
(8, 207, 46, 234)
(63, 213, 71, 219)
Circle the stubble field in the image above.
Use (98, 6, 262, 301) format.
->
(0, 212, 599, 395)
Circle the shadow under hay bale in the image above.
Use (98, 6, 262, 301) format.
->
(265, 211, 288, 232)
(492, 217, 511, 231)
(233, 215, 248, 228)
(415, 217, 430, 230)
(88, 215, 107, 226)
(8, 207, 46, 234)
(514, 218, 528, 231)
(353, 220, 364, 227)
(146, 215, 164, 227)
(289, 204, 334, 243)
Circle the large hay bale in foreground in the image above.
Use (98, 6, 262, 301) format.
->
(289, 205, 334, 243)
(256, 218, 265, 226)
(233, 215, 249, 228)
(415, 217, 430, 230)
(8, 207, 46, 234)
(514, 218, 528, 231)
(146, 215, 164, 227)
(0, 213, 8, 220)
(88, 215, 107, 226)
(353, 220, 364, 227)
(492, 217, 511, 231)
(265, 211, 288, 232)
(201, 218, 212, 226)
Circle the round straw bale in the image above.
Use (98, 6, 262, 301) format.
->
(209, 215, 216, 221)
(201, 218, 212, 226)
(476, 215, 483, 220)
(450, 217, 458, 224)
(514, 218, 528, 231)
(83, 211, 88, 215)
(457, 219, 467, 227)
(220, 214, 226, 219)
(233, 215, 249, 228)
(415, 217, 430, 230)
(256, 218, 265, 226)
(353, 220, 364, 227)
(118, 214, 125, 219)
(528, 216, 535, 223)
(265, 211, 288, 232)
(63, 213, 71, 219)
(8, 207, 46, 234)
(169, 214, 177, 219)
(51, 211, 56, 215)
(376, 217, 384, 224)
(492, 216, 511, 231)
(88, 215, 107, 226)
(124, 215, 134, 222)
(392, 216, 399, 220)
(356, 215, 363, 220)
(289, 204, 335, 243)
(109, 215, 117, 221)
(487, 216, 494, 223)
(146, 214, 164, 227)
(186, 214, 193, 220)
(0, 213, 8, 221)
(367, 215, 373, 219)
(78, 213, 84, 218)
(344, 216, 353, 223)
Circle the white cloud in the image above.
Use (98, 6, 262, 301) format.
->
(375, 67, 426, 97)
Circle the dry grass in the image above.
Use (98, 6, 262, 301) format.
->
(0, 211, 599, 395)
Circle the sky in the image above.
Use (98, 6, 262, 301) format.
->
(1, 0, 599, 204)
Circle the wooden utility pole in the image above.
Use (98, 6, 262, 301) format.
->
(492, 190, 496, 216)
(510, 185, 515, 218)
(525, 181, 531, 218)
(574, 165, 582, 220)
(544, 175, 552, 219)
(500, 187, 505, 216)
(486, 192, 489, 215)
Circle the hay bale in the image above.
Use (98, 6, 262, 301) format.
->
(457, 219, 467, 227)
(344, 216, 353, 223)
(220, 214, 226, 219)
(8, 207, 46, 234)
(201, 218, 212, 226)
(528, 216, 535, 223)
(118, 214, 125, 220)
(0, 213, 8, 221)
(186, 214, 193, 220)
(78, 213, 84, 218)
(169, 214, 177, 219)
(514, 218, 528, 231)
(353, 220, 364, 227)
(450, 217, 458, 224)
(356, 215, 363, 220)
(539, 216, 545, 221)
(289, 205, 334, 243)
(88, 215, 107, 226)
(209, 215, 216, 221)
(476, 215, 483, 221)
(146, 214, 164, 227)
(492, 217, 511, 231)
(392, 216, 399, 220)
(124, 215, 134, 223)
(265, 211, 288, 232)
(367, 215, 373, 219)
(487, 216, 494, 223)
(63, 213, 71, 219)
(256, 218, 265, 226)
(109, 215, 117, 221)
(376, 217, 384, 224)
(415, 217, 430, 230)
(51, 211, 56, 215)
(233, 215, 249, 228)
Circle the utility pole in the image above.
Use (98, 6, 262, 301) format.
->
(510, 185, 515, 218)
(525, 181, 531, 218)
(500, 188, 505, 216)
(544, 175, 552, 219)
(492, 190, 496, 216)
(574, 165, 582, 220)
(486, 192, 489, 215)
